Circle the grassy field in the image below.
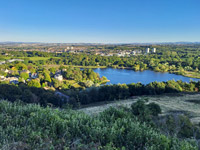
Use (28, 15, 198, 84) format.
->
(19, 57, 52, 61)
(79, 93, 200, 124)
(44, 64, 107, 69)
(182, 71, 200, 79)
(0, 56, 52, 61)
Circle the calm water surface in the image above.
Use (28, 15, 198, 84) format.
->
(93, 68, 200, 85)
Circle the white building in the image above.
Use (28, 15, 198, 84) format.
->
(0, 61, 6, 65)
(54, 74, 63, 81)
(0, 75, 5, 81)
(131, 51, 136, 55)
(3, 69, 9, 73)
(117, 52, 125, 57)
(152, 48, 156, 53)
(146, 48, 150, 53)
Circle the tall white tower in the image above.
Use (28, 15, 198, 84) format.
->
(146, 48, 150, 53)
(152, 48, 156, 53)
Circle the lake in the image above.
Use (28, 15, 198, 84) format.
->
(93, 68, 200, 85)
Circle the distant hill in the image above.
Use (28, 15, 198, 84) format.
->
(0, 41, 200, 46)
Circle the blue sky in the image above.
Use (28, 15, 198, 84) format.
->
(0, 0, 200, 43)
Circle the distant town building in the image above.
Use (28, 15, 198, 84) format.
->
(66, 46, 74, 50)
(117, 52, 125, 57)
(146, 48, 150, 53)
(131, 51, 136, 55)
(152, 48, 156, 53)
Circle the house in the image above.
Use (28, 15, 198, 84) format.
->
(30, 73, 38, 79)
(131, 51, 136, 55)
(106, 53, 114, 57)
(54, 74, 63, 81)
(117, 52, 125, 57)
(100, 53, 105, 56)
(2, 69, 9, 73)
(0, 61, 6, 65)
(2, 69, 14, 74)
(0, 75, 5, 81)
(125, 52, 131, 56)
(8, 77, 19, 84)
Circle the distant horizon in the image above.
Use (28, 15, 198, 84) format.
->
(1, 41, 200, 45)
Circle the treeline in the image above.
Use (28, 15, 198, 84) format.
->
(0, 84, 66, 107)
(0, 100, 197, 150)
(0, 80, 199, 108)
(67, 80, 200, 106)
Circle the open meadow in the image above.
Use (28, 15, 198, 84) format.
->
(79, 93, 200, 124)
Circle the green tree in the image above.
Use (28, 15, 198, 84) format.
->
(20, 72, 29, 80)
(43, 71, 51, 82)
(28, 79, 41, 88)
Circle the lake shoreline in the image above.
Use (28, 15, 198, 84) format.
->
(43, 64, 200, 79)
(93, 68, 200, 85)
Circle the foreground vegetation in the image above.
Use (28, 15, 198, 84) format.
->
(0, 100, 197, 150)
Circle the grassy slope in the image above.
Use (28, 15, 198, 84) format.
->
(79, 93, 200, 124)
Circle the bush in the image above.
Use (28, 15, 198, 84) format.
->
(147, 102, 162, 116)
(0, 101, 197, 150)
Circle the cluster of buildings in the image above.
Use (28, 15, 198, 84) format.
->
(0, 76, 19, 84)
(145, 48, 156, 54)
(97, 48, 156, 57)
(116, 50, 142, 57)
(0, 69, 39, 84)
(0, 68, 65, 84)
